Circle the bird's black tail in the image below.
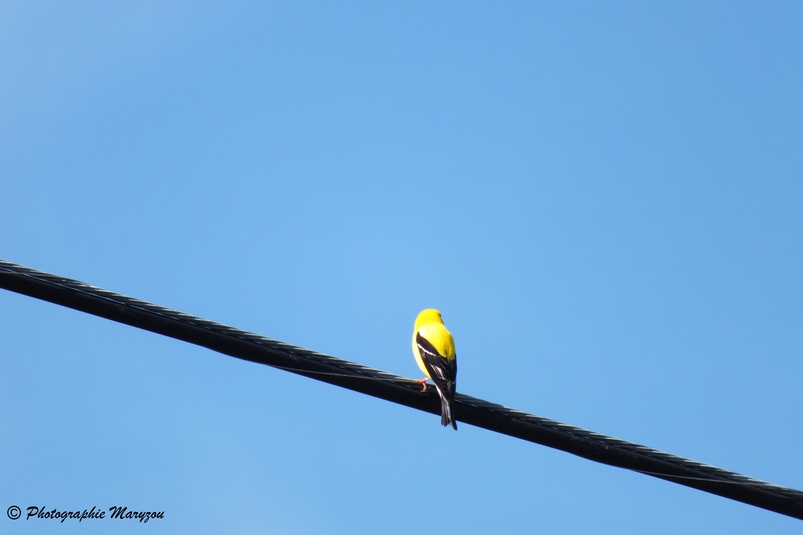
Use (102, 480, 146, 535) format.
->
(437, 384, 457, 430)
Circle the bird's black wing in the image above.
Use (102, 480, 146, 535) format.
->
(416, 332, 457, 401)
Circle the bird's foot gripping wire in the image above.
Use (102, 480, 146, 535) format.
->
(417, 378, 429, 392)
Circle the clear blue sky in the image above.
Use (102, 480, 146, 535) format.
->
(2, 2, 802, 533)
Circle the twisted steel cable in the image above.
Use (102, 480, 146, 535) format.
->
(1, 259, 801, 520)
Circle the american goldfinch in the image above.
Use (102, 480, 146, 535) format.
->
(412, 309, 458, 430)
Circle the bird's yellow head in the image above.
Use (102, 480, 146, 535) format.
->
(415, 308, 443, 327)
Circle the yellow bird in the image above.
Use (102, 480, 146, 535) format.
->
(412, 309, 458, 430)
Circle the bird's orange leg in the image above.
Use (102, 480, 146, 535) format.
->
(417, 379, 429, 392)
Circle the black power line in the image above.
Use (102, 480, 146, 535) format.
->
(1, 259, 801, 520)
